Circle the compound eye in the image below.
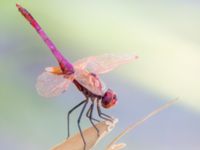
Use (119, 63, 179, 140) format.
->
(102, 92, 117, 109)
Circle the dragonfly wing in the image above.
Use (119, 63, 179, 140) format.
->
(73, 56, 95, 70)
(73, 54, 138, 74)
(75, 69, 105, 96)
(36, 71, 73, 97)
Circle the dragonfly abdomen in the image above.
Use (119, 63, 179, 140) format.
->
(17, 4, 74, 76)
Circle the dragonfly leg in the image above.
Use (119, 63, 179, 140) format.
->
(77, 100, 88, 150)
(67, 99, 87, 138)
(87, 102, 100, 137)
(97, 102, 113, 122)
(86, 104, 100, 122)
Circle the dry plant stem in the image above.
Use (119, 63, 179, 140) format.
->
(51, 119, 118, 150)
(106, 98, 178, 150)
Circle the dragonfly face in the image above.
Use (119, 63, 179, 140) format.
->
(101, 89, 117, 109)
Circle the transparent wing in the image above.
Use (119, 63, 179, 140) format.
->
(36, 71, 73, 98)
(75, 69, 105, 96)
(73, 54, 138, 74)
(73, 56, 95, 70)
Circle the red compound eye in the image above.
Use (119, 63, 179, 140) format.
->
(102, 89, 117, 109)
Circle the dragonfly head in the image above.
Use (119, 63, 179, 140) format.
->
(102, 89, 117, 109)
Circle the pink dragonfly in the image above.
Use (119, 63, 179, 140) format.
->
(17, 4, 138, 149)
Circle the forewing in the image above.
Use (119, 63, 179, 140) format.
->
(73, 54, 138, 74)
(75, 69, 105, 96)
(73, 56, 95, 70)
(36, 71, 73, 97)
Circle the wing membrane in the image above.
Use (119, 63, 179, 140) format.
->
(74, 54, 138, 74)
(36, 71, 73, 97)
(75, 69, 105, 96)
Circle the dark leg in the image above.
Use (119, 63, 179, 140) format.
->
(77, 100, 88, 150)
(86, 104, 100, 122)
(67, 100, 87, 138)
(97, 102, 113, 122)
(88, 102, 100, 137)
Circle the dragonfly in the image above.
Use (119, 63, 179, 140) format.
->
(17, 4, 138, 150)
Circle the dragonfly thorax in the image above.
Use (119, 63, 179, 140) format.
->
(73, 79, 117, 109)
(73, 79, 102, 98)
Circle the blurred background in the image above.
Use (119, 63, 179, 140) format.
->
(1, 0, 200, 149)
